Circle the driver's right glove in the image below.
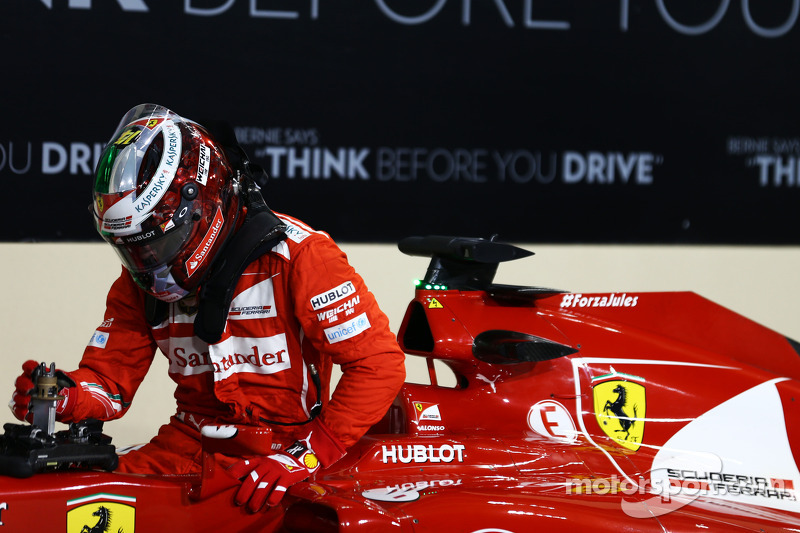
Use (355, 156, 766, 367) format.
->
(229, 443, 321, 511)
(9, 359, 78, 423)
(228, 418, 346, 512)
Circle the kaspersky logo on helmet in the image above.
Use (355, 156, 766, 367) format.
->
(131, 123, 180, 215)
(99, 119, 182, 235)
(186, 207, 224, 277)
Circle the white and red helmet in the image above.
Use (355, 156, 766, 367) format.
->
(92, 104, 240, 302)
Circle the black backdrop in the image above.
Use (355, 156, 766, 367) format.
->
(1, 1, 799, 243)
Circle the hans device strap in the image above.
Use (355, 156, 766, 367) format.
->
(193, 181, 286, 344)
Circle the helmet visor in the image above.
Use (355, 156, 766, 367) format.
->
(109, 221, 193, 274)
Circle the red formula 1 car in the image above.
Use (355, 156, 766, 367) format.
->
(1, 235, 800, 532)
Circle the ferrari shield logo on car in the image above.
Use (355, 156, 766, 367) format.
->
(593, 379, 646, 451)
(412, 402, 442, 424)
(67, 494, 136, 533)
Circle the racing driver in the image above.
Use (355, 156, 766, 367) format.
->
(9, 104, 406, 524)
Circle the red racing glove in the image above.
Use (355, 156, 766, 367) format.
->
(9, 360, 77, 423)
(229, 418, 346, 512)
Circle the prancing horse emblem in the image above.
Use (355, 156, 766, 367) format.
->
(593, 379, 646, 451)
(67, 498, 136, 533)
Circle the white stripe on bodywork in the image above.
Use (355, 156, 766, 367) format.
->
(651, 376, 800, 513)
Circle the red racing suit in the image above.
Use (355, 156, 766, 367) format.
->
(62, 213, 406, 474)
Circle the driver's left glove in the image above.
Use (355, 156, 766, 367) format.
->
(229, 418, 346, 512)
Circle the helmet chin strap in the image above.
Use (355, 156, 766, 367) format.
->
(193, 175, 287, 344)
